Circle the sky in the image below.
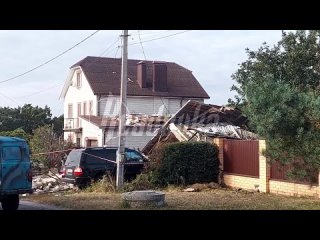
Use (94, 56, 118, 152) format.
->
(0, 30, 283, 117)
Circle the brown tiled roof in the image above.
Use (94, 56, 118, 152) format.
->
(71, 56, 210, 98)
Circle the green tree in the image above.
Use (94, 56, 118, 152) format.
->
(0, 104, 52, 134)
(30, 124, 74, 172)
(230, 30, 320, 182)
(51, 114, 64, 136)
(0, 128, 32, 142)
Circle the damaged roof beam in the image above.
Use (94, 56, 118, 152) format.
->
(169, 123, 188, 142)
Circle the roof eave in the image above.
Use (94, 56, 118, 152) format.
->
(59, 68, 76, 100)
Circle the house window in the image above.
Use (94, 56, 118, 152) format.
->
(76, 72, 81, 88)
(77, 103, 81, 128)
(83, 101, 87, 115)
(67, 134, 73, 142)
(76, 138, 81, 147)
(89, 100, 93, 115)
(68, 104, 73, 118)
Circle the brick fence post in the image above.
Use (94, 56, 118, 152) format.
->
(259, 140, 270, 193)
(213, 138, 224, 169)
(213, 138, 224, 184)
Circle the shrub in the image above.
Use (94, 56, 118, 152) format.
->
(149, 142, 220, 187)
(85, 175, 116, 193)
(121, 173, 155, 192)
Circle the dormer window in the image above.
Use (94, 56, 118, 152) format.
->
(76, 71, 82, 88)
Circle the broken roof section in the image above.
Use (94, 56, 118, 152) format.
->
(187, 123, 258, 140)
(79, 114, 166, 128)
(146, 100, 248, 131)
(142, 100, 258, 155)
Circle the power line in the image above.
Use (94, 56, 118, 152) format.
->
(16, 81, 64, 98)
(99, 37, 120, 57)
(138, 30, 147, 60)
(0, 91, 21, 105)
(130, 30, 171, 36)
(0, 30, 100, 85)
(130, 30, 191, 46)
(114, 46, 120, 58)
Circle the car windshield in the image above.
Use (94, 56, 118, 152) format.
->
(125, 151, 143, 162)
(65, 150, 83, 166)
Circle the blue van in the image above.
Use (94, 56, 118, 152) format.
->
(0, 136, 33, 210)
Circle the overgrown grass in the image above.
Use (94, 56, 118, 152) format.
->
(85, 175, 116, 193)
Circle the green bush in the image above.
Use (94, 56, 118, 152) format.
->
(149, 142, 220, 187)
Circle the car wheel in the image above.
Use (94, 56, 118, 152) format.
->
(1, 194, 19, 211)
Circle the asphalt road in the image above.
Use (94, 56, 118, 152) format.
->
(0, 200, 67, 210)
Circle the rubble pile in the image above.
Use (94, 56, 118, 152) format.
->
(32, 174, 75, 194)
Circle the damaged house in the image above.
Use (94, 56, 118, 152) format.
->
(59, 57, 209, 149)
(142, 100, 259, 155)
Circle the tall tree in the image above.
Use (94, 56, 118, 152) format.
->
(51, 114, 64, 136)
(0, 104, 52, 134)
(230, 30, 320, 182)
(30, 124, 74, 172)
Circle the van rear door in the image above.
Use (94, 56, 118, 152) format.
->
(0, 144, 31, 191)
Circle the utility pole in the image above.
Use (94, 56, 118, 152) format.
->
(116, 30, 129, 188)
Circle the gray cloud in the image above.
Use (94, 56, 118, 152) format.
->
(0, 30, 282, 116)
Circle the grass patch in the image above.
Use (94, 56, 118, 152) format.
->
(25, 187, 320, 210)
(119, 200, 131, 209)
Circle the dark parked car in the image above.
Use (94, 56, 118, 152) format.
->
(61, 147, 145, 188)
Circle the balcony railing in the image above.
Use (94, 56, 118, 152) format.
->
(63, 118, 82, 132)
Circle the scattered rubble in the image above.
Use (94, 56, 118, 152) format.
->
(80, 114, 166, 128)
(32, 174, 75, 194)
(183, 182, 223, 192)
(183, 188, 197, 192)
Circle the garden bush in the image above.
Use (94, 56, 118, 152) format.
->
(149, 141, 220, 187)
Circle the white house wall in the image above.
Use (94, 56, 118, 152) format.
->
(104, 127, 159, 150)
(81, 118, 103, 147)
(63, 68, 97, 142)
(98, 96, 121, 116)
(99, 96, 204, 116)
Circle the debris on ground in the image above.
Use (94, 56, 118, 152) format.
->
(183, 182, 223, 192)
(183, 188, 197, 192)
(32, 174, 75, 194)
(230, 187, 259, 194)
